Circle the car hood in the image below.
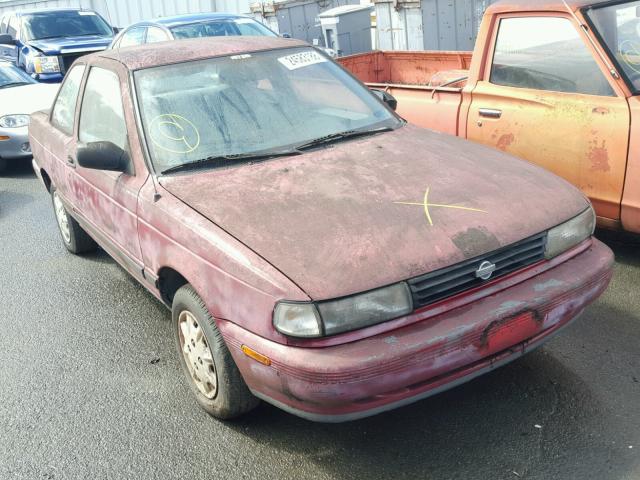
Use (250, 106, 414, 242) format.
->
(29, 35, 112, 55)
(0, 83, 59, 115)
(160, 125, 589, 301)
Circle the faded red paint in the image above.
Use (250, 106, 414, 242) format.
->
(338, 0, 640, 234)
(496, 133, 514, 151)
(29, 37, 614, 422)
(589, 140, 611, 172)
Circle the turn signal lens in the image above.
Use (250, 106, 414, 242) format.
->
(241, 345, 271, 366)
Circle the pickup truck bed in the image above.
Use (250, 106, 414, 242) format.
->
(339, 51, 470, 136)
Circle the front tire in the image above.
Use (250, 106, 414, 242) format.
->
(51, 187, 97, 254)
(173, 284, 259, 420)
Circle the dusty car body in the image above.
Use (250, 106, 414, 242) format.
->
(339, 0, 640, 234)
(29, 36, 613, 422)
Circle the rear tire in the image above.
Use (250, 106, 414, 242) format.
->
(173, 284, 259, 420)
(51, 187, 97, 254)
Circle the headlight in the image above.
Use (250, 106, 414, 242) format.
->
(0, 114, 30, 128)
(545, 207, 595, 259)
(274, 283, 413, 338)
(33, 55, 61, 74)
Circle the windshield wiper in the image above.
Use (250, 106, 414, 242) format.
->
(0, 82, 30, 89)
(295, 126, 394, 151)
(160, 149, 301, 175)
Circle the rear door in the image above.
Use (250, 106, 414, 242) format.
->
(467, 14, 630, 223)
(68, 61, 148, 277)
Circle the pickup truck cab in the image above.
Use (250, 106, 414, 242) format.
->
(0, 8, 114, 83)
(30, 37, 612, 422)
(339, 0, 640, 234)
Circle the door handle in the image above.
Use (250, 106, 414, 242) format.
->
(66, 155, 76, 168)
(478, 108, 502, 119)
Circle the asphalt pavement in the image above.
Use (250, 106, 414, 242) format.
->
(1, 161, 638, 480)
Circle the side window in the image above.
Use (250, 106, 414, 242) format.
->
(79, 67, 128, 152)
(491, 17, 615, 96)
(146, 26, 169, 43)
(51, 65, 85, 135)
(119, 27, 146, 47)
(0, 16, 7, 34)
(7, 16, 18, 38)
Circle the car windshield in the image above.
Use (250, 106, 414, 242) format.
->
(134, 47, 401, 173)
(170, 18, 277, 39)
(23, 11, 113, 41)
(585, 0, 640, 93)
(0, 64, 35, 87)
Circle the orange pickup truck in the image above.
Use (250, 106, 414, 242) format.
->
(339, 0, 640, 233)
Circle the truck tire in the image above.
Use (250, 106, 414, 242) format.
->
(173, 284, 259, 420)
(51, 187, 97, 254)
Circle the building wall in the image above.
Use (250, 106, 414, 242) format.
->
(375, 0, 496, 52)
(0, 0, 252, 27)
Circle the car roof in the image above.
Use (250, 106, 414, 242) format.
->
(97, 35, 308, 71)
(154, 12, 250, 27)
(12, 7, 88, 16)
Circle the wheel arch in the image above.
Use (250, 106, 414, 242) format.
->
(40, 167, 52, 192)
(157, 266, 190, 306)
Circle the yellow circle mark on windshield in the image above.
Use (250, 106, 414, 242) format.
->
(620, 41, 640, 75)
(149, 114, 201, 154)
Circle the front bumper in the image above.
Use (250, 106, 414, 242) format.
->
(220, 239, 613, 422)
(31, 72, 64, 83)
(0, 126, 31, 159)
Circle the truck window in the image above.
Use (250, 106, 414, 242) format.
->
(490, 17, 615, 96)
(585, 1, 640, 94)
(51, 65, 86, 135)
(79, 67, 128, 153)
(7, 16, 19, 38)
(0, 16, 7, 34)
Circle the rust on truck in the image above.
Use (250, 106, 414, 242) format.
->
(339, 0, 640, 234)
(29, 35, 613, 422)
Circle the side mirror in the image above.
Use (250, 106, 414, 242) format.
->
(371, 89, 398, 111)
(112, 27, 121, 34)
(281, 32, 292, 38)
(0, 34, 15, 45)
(77, 141, 130, 173)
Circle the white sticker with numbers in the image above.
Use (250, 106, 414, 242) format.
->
(278, 50, 326, 70)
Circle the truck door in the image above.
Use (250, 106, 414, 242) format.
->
(467, 14, 630, 224)
(67, 62, 148, 279)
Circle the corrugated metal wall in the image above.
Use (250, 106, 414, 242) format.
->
(0, 0, 253, 27)
(375, 0, 496, 51)
(274, 0, 359, 45)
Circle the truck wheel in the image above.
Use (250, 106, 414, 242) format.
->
(51, 187, 97, 254)
(173, 284, 259, 420)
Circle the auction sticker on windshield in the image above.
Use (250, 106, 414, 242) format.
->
(278, 50, 327, 70)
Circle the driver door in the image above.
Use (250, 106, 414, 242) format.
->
(467, 14, 630, 223)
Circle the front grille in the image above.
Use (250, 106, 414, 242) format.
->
(408, 233, 547, 309)
(61, 54, 83, 74)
